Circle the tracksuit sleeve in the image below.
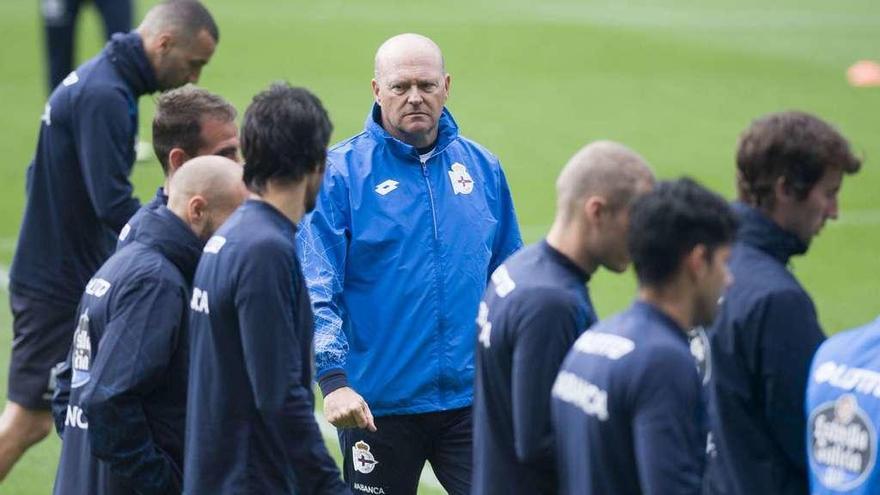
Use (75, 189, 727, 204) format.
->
(758, 290, 825, 473)
(234, 241, 348, 495)
(51, 351, 73, 437)
(75, 86, 140, 233)
(632, 352, 704, 495)
(511, 294, 580, 465)
(81, 279, 185, 495)
(488, 165, 523, 274)
(297, 166, 352, 396)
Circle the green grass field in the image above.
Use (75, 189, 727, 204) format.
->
(0, 0, 878, 493)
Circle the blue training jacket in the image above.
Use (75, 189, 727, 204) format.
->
(297, 104, 522, 416)
(51, 206, 202, 495)
(551, 301, 706, 495)
(10, 32, 155, 305)
(806, 317, 880, 495)
(186, 200, 347, 495)
(705, 202, 824, 495)
(117, 187, 167, 251)
(473, 240, 596, 495)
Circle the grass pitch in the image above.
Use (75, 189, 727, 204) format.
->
(0, 0, 877, 493)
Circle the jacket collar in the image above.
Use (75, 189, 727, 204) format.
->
(364, 103, 460, 160)
(132, 206, 204, 283)
(540, 239, 591, 283)
(104, 32, 159, 96)
(733, 201, 808, 264)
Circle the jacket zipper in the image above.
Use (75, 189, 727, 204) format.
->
(421, 162, 439, 240)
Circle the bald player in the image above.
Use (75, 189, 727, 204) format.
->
(51, 157, 247, 495)
(472, 141, 655, 495)
(298, 33, 522, 494)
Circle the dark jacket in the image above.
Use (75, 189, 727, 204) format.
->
(704, 202, 824, 495)
(11, 32, 156, 304)
(186, 200, 348, 495)
(473, 240, 595, 495)
(117, 187, 167, 251)
(52, 206, 203, 495)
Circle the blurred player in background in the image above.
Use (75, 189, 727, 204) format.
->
(552, 178, 738, 495)
(472, 141, 654, 495)
(41, 0, 133, 92)
(117, 85, 239, 251)
(806, 315, 880, 494)
(185, 83, 348, 494)
(0, 0, 218, 481)
(704, 111, 862, 495)
(51, 156, 247, 495)
(298, 33, 522, 494)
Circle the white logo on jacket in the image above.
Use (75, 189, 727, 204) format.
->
(204, 236, 226, 254)
(448, 163, 474, 195)
(85, 278, 112, 298)
(191, 288, 210, 314)
(71, 311, 92, 388)
(375, 179, 399, 196)
(41, 103, 52, 126)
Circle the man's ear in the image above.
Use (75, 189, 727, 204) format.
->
(156, 32, 173, 53)
(188, 195, 207, 223)
(774, 176, 796, 204)
(684, 244, 709, 280)
(168, 148, 189, 175)
(582, 196, 606, 224)
(371, 79, 381, 105)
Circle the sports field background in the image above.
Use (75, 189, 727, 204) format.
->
(0, 0, 878, 493)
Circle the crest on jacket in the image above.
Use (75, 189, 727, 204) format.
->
(353, 440, 379, 474)
(71, 310, 92, 388)
(448, 163, 474, 195)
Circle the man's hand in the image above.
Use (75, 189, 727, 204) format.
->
(323, 387, 377, 432)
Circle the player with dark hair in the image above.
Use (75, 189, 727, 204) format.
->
(298, 33, 522, 495)
(118, 85, 239, 250)
(1, 0, 219, 479)
(552, 178, 738, 495)
(185, 83, 348, 495)
(50, 156, 248, 495)
(472, 141, 654, 495)
(704, 111, 862, 495)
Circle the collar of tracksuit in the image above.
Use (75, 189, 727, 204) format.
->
(105, 31, 159, 96)
(732, 201, 808, 265)
(365, 102, 460, 161)
(133, 206, 205, 284)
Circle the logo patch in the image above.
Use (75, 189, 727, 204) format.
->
(191, 288, 210, 314)
(491, 265, 516, 298)
(41, 103, 52, 126)
(476, 301, 492, 349)
(85, 278, 112, 298)
(574, 332, 635, 360)
(448, 163, 474, 195)
(810, 394, 876, 490)
(688, 326, 712, 385)
(71, 311, 91, 388)
(352, 440, 378, 474)
(118, 223, 131, 241)
(375, 180, 399, 196)
(204, 236, 227, 254)
(62, 71, 79, 87)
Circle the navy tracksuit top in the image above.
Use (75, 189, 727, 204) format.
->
(472, 240, 595, 495)
(52, 206, 202, 495)
(704, 202, 823, 495)
(11, 32, 155, 304)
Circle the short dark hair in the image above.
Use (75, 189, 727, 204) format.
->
(152, 86, 236, 175)
(162, 0, 219, 42)
(241, 82, 333, 191)
(736, 111, 861, 209)
(628, 178, 738, 286)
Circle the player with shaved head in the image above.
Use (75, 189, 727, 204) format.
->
(298, 33, 522, 494)
(472, 141, 655, 495)
(2, 1, 219, 478)
(51, 156, 248, 495)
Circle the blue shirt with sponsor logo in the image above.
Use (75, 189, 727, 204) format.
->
(472, 240, 595, 495)
(51, 206, 202, 495)
(806, 317, 880, 494)
(10, 32, 155, 305)
(185, 200, 347, 495)
(551, 301, 706, 495)
(297, 103, 522, 416)
(117, 187, 167, 251)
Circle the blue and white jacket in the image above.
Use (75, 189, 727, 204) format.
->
(806, 317, 880, 495)
(297, 104, 522, 416)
